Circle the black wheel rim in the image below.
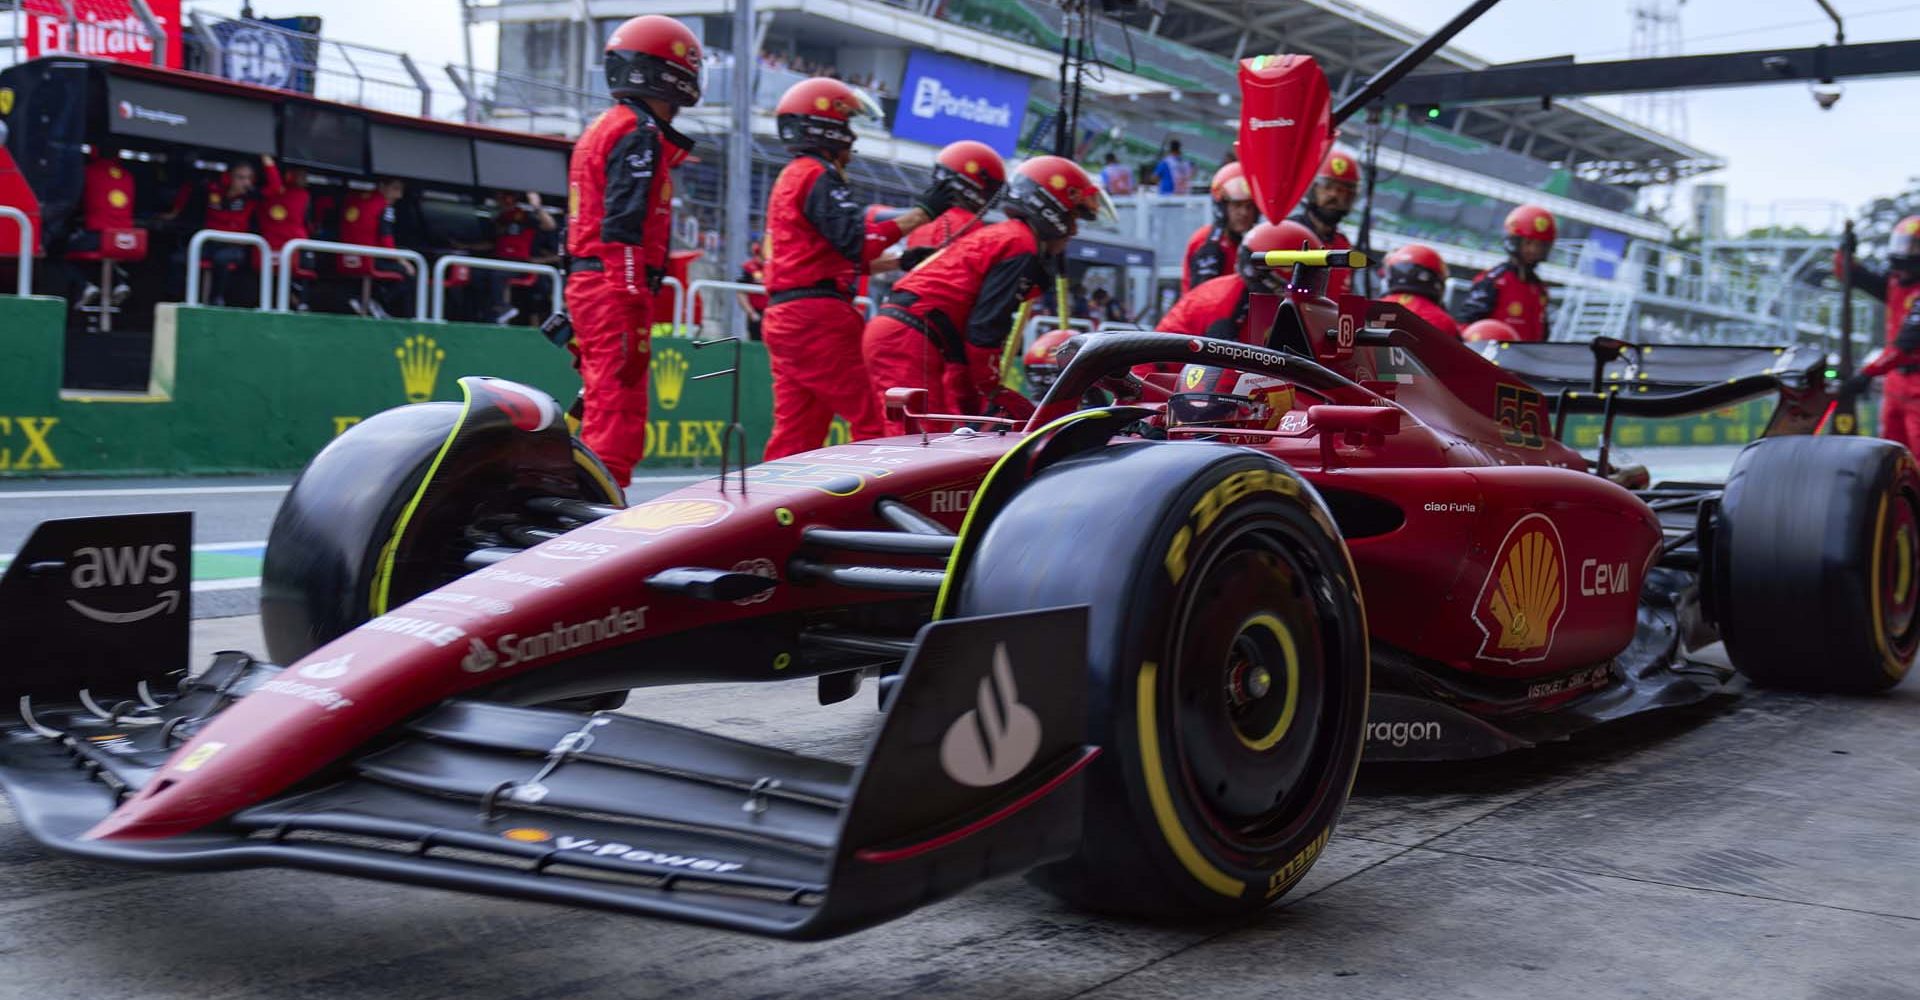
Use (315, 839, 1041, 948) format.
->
(1167, 524, 1341, 852)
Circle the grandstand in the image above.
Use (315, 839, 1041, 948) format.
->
(0, 0, 1874, 347)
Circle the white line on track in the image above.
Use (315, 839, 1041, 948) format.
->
(1, 539, 268, 562)
(0, 485, 289, 499)
(0, 473, 713, 501)
(193, 578, 262, 592)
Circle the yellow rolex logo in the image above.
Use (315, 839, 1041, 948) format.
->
(396, 335, 445, 403)
(652, 348, 689, 410)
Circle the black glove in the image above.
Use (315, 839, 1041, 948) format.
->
(915, 179, 956, 220)
(899, 246, 935, 272)
(646, 266, 667, 294)
(1841, 373, 1874, 397)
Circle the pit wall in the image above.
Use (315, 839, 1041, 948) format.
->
(0, 296, 1866, 477)
(0, 299, 829, 476)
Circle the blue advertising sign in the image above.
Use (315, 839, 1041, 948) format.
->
(893, 51, 1030, 156)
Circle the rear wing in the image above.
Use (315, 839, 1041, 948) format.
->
(1475, 340, 1833, 439)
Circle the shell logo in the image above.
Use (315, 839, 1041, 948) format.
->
(1533, 216, 1552, 233)
(1902, 219, 1920, 235)
(109, 166, 123, 180)
(1507, 302, 1524, 317)
(605, 498, 733, 534)
(1048, 174, 1068, 190)
(345, 206, 361, 223)
(500, 827, 552, 844)
(1471, 513, 1568, 664)
(965, 160, 980, 174)
(814, 96, 832, 111)
(671, 40, 688, 58)
(269, 205, 288, 221)
(107, 190, 129, 209)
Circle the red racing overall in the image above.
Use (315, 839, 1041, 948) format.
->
(1389, 291, 1461, 339)
(258, 161, 310, 252)
(906, 207, 977, 250)
(565, 100, 691, 486)
(760, 153, 904, 458)
(1848, 264, 1920, 451)
(1457, 262, 1550, 342)
(1158, 273, 1254, 343)
(863, 219, 1047, 434)
(1181, 223, 1237, 293)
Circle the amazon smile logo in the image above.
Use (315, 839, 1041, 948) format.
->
(65, 543, 182, 625)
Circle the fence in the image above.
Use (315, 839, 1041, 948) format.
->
(0, 205, 31, 296)
(184, 229, 274, 308)
(429, 255, 562, 321)
(275, 238, 427, 317)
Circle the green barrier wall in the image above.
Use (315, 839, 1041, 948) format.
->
(0, 296, 1879, 477)
(0, 300, 803, 476)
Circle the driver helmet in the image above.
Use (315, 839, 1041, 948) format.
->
(1167, 366, 1297, 430)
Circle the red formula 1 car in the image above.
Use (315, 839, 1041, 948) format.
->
(2, 51, 1914, 939)
(2, 254, 1912, 939)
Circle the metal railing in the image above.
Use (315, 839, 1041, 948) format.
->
(429, 255, 562, 321)
(276, 239, 427, 317)
(185, 229, 274, 309)
(676, 279, 877, 339)
(0, 205, 31, 296)
(657, 275, 685, 339)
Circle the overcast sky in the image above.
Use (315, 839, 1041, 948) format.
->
(193, 0, 1920, 231)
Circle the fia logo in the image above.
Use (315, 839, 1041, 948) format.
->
(66, 544, 181, 625)
(939, 643, 1042, 787)
(396, 335, 445, 403)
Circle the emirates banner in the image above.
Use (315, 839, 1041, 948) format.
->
(23, 0, 182, 69)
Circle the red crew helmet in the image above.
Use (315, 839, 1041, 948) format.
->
(932, 140, 1008, 213)
(1504, 204, 1558, 249)
(1462, 319, 1523, 343)
(775, 77, 884, 153)
(1318, 145, 1363, 187)
(1002, 156, 1116, 241)
(1238, 218, 1321, 291)
(1023, 327, 1078, 394)
(603, 15, 703, 107)
(1210, 161, 1253, 203)
(1890, 215, 1920, 273)
(1383, 243, 1447, 301)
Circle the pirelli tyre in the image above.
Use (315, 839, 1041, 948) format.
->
(955, 443, 1368, 918)
(262, 379, 622, 665)
(1713, 436, 1920, 692)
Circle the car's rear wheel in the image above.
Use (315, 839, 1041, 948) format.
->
(1714, 435, 1920, 691)
(956, 443, 1367, 918)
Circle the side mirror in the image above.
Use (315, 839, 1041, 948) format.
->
(1308, 404, 1400, 471)
(883, 387, 928, 435)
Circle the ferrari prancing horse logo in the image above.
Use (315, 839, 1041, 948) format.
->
(1471, 513, 1567, 664)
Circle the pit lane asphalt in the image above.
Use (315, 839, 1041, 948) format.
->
(10, 446, 1917, 999)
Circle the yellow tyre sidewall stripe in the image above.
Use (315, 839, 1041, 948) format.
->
(1136, 659, 1245, 898)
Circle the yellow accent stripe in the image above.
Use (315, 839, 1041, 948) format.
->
(1001, 300, 1033, 391)
(1235, 613, 1301, 752)
(1257, 249, 1368, 269)
(1137, 660, 1244, 898)
(1870, 492, 1912, 680)
(932, 408, 1111, 620)
(370, 383, 474, 616)
(571, 446, 624, 507)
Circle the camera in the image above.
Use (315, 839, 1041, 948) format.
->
(1811, 80, 1844, 110)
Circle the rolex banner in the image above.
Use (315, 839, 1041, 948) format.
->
(0, 300, 797, 476)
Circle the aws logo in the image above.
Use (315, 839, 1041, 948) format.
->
(396, 335, 444, 402)
(66, 543, 181, 625)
